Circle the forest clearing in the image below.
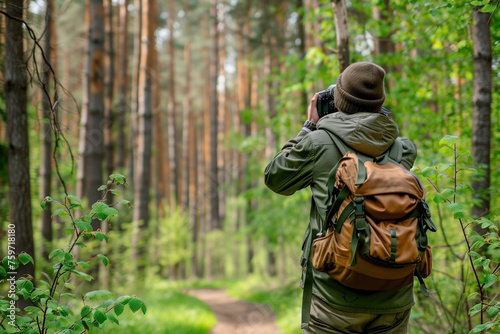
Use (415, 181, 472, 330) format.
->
(0, 0, 499, 333)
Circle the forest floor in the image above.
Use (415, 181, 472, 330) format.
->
(187, 288, 280, 334)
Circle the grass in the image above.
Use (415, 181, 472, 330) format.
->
(88, 281, 216, 334)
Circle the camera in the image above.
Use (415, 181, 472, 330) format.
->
(316, 84, 339, 118)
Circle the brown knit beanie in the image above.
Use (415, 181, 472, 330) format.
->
(334, 62, 386, 114)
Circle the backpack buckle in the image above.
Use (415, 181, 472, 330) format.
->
(354, 197, 365, 218)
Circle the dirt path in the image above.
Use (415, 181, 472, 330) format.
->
(187, 288, 280, 334)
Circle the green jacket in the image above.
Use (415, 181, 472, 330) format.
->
(264, 111, 418, 314)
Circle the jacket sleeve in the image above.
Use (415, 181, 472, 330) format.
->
(264, 129, 315, 196)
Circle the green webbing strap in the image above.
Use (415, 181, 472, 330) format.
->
(335, 202, 355, 234)
(356, 157, 367, 185)
(349, 197, 367, 267)
(415, 268, 430, 297)
(327, 132, 349, 156)
(325, 186, 351, 230)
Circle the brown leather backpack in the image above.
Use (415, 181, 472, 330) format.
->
(312, 134, 437, 292)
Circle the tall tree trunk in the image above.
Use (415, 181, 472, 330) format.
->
(181, 40, 191, 213)
(76, 30, 89, 204)
(40, 0, 56, 259)
(132, 0, 154, 241)
(129, 0, 142, 186)
(104, 0, 115, 181)
(217, 3, 227, 228)
(331, 0, 350, 72)
(101, 0, 115, 291)
(116, 0, 128, 169)
(86, 0, 105, 229)
(5, 0, 34, 308)
(185, 42, 200, 277)
(372, 1, 395, 89)
(167, 0, 179, 206)
(209, 0, 220, 230)
(471, 8, 492, 223)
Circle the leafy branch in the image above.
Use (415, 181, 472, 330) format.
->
(0, 174, 145, 334)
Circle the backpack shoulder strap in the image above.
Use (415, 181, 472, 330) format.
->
(388, 137, 403, 163)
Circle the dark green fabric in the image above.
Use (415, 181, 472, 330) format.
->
(264, 112, 417, 318)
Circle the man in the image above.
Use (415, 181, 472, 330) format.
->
(264, 62, 418, 333)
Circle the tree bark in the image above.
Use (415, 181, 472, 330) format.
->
(166, 0, 179, 206)
(128, 0, 142, 186)
(132, 0, 154, 227)
(104, 0, 115, 181)
(331, 0, 350, 72)
(209, 0, 220, 230)
(471, 8, 492, 222)
(86, 0, 105, 230)
(116, 0, 128, 169)
(5, 0, 35, 307)
(40, 0, 57, 259)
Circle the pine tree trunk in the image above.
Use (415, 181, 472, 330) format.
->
(331, 0, 350, 72)
(116, 0, 128, 169)
(185, 41, 200, 277)
(128, 0, 142, 186)
(40, 0, 56, 259)
(217, 3, 226, 227)
(471, 8, 492, 223)
(167, 0, 179, 206)
(209, 0, 220, 231)
(132, 0, 154, 229)
(104, 0, 115, 181)
(5, 0, 35, 308)
(86, 0, 105, 230)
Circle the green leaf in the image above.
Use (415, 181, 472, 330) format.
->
(85, 290, 114, 300)
(432, 193, 447, 203)
(107, 313, 120, 325)
(481, 4, 496, 12)
(119, 199, 134, 208)
(75, 220, 93, 232)
(19, 253, 34, 265)
(95, 232, 109, 243)
(128, 298, 142, 313)
(110, 189, 121, 195)
(439, 135, 459, 147)
(52, 208, 67, 217)
(41, 196, 54, 210)
(77, 261, 90, 269)
(24, 306, 42, 314)
(441, 188, 454, 199)
(81, 305, 91, 318)
(114, 302, 124, 316)
(71, 270, 93, 281)
(67, 195, 81, 203)
(110, 173, 127, 185)
(97, 254, 109, 267)
(447, 203, 465, 214)
(469, 303, 482, 316)
(421, 167, 437, 178)
(141, 302, 147, 315)
(98, 185, 107, 191)
(0, 266, 7, 279)
(93, 310, 107, 324)
(99, 299, 114, 309)
(487, 305, 500, 317)
(20, 280, 33, 292)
